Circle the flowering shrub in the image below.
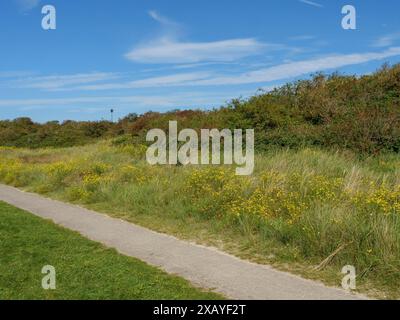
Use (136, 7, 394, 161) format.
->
(115, 165, 149, 184)
(45, 161, 75, 182)
(351, 184, 400, 215)
(185, 167, 250, 217)
(185, 167, 399, 222)
(0, 159, 30, 185)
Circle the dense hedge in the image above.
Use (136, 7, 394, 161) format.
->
(1, 63, 399, 154)
(121, 63, 400, 154)
(0, 118, 117, 148)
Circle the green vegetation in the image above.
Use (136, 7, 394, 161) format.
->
(1, 63, 399, 299)
(1, 63, 400, 154)
(0, 118, 117, 148)
(0, 143, 399, 299)
(0, 201, 223, 300)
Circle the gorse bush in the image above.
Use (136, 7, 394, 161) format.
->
(185, 160, 400, 220)
(1, 63, 399, 154)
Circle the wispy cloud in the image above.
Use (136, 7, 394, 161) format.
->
(102, 47, 400, 89)
(371, 33, 400, 47)
(148, 10, 179, 28)
(126, 38, 269, 64)
(125, 10, 285, 64)
(299, 0, 323, 8)
(9, 48, 400, 92)
(78, 72, 212, 90)
(0, 92, 238, 110)
(10, 72, 121, 91)
(15, 0, 41, 11)
(188, 47, 400, 86)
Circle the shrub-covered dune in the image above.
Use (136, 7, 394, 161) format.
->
(1, 63, 400, 154)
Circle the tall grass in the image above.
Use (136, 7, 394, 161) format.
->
(0, 142, 399, 298)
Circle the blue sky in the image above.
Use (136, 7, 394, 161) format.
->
(1, 0, 400, 122)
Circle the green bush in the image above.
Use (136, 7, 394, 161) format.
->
(1, 63, 399, 154)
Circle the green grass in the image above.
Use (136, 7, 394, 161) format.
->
(0, 142, 399, 299)
(0, 201, 223, 300)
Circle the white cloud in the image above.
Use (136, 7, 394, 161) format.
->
(189, 47, 400, 86)
(299, 0, 323, 8)
(108, 47, 400, 89)
(371, 33, 400, 47)
(11, 72, 120, 90)
(125, 38, 270, 64)
(0, 96, 166, 108)
(9, 48, 400, 93)
(15, 0, 40, 11)
(0, 92, 237, 110)
(78, 72, 212, 90)
(125, 10, 276, 64)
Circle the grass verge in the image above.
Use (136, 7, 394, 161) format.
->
(0, 201, 223, 300)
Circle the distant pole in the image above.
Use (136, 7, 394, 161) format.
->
(110, 108, 114, 122)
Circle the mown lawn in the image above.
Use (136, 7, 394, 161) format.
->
(0, 201, 223, 300)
